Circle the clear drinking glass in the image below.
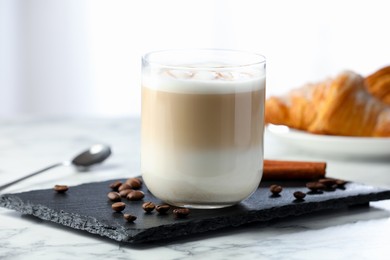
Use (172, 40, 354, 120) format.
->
(141, 49, 266, 208)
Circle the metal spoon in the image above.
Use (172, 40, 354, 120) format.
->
(0, 144, 112, 192)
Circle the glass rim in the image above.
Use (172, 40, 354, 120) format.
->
(142, 48, 266, 70)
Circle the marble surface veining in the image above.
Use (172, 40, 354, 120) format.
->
(0, 118, 390, 260)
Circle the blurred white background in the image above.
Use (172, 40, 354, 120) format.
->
(1, 0, 390, 118)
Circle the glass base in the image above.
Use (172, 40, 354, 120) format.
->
(165, 201, 237, 209)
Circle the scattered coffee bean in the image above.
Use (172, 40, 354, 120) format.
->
(173, 208, 190, 218)
(123, 213, 137, 222)
(325, 184, 338, 191)
(318, 178, 337, 187)
(109, 181, 122, 191)
(335, 179, 347, 187)
(156, 204, 171, 214)
(107, 191, 121, 202)
(306, 182, 326, 191)
(293, 191, 306, 200)
(126, 178, 142, 189)
(127, 190, 145, 201)
(54, 185, 68, 193)
(269, 184, 283, 195)
(118, 183, 132, 192)
(112, 202, 126, 212)
(142, 202, 156, 213)
(119, 189, 133, 198)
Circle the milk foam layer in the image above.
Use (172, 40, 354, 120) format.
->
(143, 67, 265, 94)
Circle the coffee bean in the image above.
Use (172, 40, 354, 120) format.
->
(335, 179, 347, 187)
(107, 192, 121, 201)
(142, 202, 156, 213)
(109, 181, 122, 191)
(119, 189, 133, 198)
(156, 204, 171, 214)
(54, 185, 68, 193)
(112, 202, 126, 212)
(269, 184, 283, 195)
(127, 190, 145, 201)
(306, 182, 326, 191)
(126, 178, 142, 189)
(323, 184, 338, 191)
(293, 191, 306, 200)
(173, 208, 190, 218)
(318, 178, 337, 187)
(123, 213, 137, 222)
(118, 183, 132, 192)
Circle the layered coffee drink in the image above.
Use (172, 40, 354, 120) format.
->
(141, 50, 266, 208)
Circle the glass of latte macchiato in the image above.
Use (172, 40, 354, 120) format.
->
(141, 49, 266, 208)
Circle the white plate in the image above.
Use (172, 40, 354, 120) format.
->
(266, 124, 390, 158)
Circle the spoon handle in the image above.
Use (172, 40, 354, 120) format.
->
(0, 162, 64, 192)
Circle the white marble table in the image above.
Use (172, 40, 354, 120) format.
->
(0, 118, 389, 260)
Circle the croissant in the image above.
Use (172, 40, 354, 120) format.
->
(365, 65, 390, 105)
(265, 71, 390, 137)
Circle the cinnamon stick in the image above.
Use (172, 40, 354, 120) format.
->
(263, 159, 326, 181)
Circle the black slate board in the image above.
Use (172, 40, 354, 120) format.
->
(1, 178, 390, 243)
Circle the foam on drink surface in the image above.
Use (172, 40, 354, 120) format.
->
(142, 65, 265, 94)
